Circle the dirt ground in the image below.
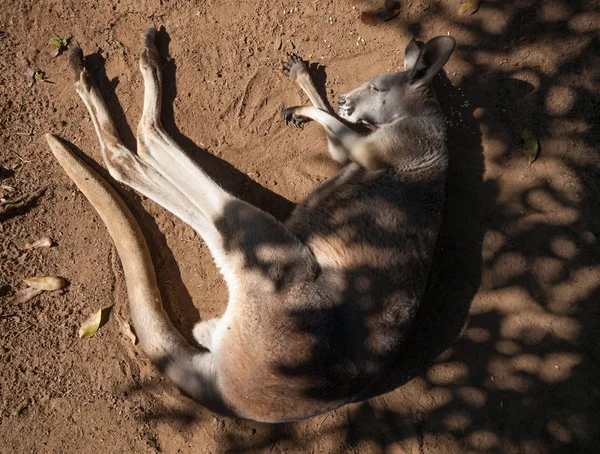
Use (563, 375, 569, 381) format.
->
(1, 0, 599, 452)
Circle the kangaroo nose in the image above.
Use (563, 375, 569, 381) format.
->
(338, 96, 346, 106)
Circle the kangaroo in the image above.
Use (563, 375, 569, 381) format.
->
(45, 28, 455, 423)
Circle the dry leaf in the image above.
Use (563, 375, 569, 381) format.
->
(457, 0, 481, 16)
(522, 129, 539, 167)
(23, 237, 53, 250)
(360, 7, 400, 25)
(8, 287, 44, 305)
(23, 276, 67, 290)
(79, 308, 102, 339)
(114, 313, 137, 345)
(24, 66, 35, 87)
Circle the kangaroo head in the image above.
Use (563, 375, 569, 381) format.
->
(337, 36, 456, 126)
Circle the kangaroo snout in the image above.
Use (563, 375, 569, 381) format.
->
(337, 94, 354, 120)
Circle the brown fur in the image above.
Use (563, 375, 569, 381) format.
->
(45, 28, 455, 422)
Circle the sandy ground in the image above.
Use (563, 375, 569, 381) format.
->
(1, 0, 599, 452)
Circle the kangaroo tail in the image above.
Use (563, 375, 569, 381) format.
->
(45, 134, 233, 416)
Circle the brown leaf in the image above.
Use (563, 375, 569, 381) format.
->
(114, 313, 137, 345)
(457, 0, 481, 16)
(24, 66, 35, 87)
(79, 309, 102, 339)
(360, 8, 399, 25)
(23, 237, 53, 250)
(23, 276, 67, 290)
(8, 287, 44, 305)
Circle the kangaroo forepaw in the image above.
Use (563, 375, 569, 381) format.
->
(282, 54, 308, 82)
(281, 107, 308, 129)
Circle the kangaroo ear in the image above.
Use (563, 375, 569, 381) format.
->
(404, 38, 423, 72)
(408, 36, 456, 88)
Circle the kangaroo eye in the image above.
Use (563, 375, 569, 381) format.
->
(370, 85, 381, 92)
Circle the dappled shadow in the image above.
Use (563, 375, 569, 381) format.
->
(203, 1, 600, 452)
(83, 2, 600, 452)
(306, 1, 599, 452)
(362, 68, 488, 397)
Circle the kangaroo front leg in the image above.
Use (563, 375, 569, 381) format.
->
(282, 55, 357, 164)
(283, 54, 331, 112)
(281, 105, 363, 165)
